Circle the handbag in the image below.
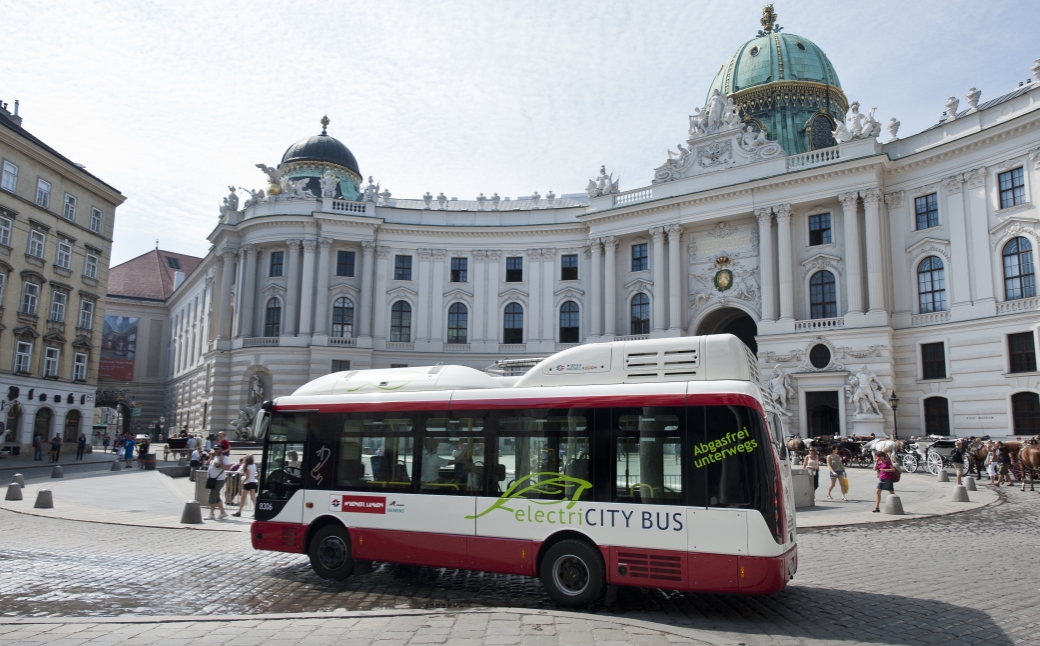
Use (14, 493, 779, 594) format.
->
(890, 464, 901, 483)
(205, 476, 218, 490)
(842, 475, 849, 492)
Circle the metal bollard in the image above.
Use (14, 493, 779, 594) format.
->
(937, 469, 949, 482)
(883, 494, 905, 515)
(180, 500, 204, 524)
(12, 473, 25, 488)
(5, 482, 23, 501)
(111, 460, 122, 472)
(951, 485, 970, 502)
(965, 477, 977, 491)
(50, 465, 63, 478)
(34, 489, 54, 509)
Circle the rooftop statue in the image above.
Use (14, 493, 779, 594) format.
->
(740, 125, 768, 150)
(944, 96, 960, 121)
(239, 187, 266, 208)
(586, 165, 620, 198)
(225, 186, 239, 212)
(965, 88, 981, 113)
(256, 163, 283, 195)
(886, 117, 900, 142)
(319, 170, 338, 197)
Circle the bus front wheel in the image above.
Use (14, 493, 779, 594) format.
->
(539, 539, 605, 608)
(308, 524, 354, 580)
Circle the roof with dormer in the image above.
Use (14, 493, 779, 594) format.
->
(107, 249, 203, 302)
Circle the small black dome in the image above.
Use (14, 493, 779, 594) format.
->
(281, 132, 360, 177)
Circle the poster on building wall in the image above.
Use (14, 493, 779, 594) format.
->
(99, 316, 139, 381)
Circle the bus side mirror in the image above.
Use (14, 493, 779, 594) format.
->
(495, 464, 506, 481)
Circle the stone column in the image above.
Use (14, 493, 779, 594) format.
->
(359, 241, 376, 339)
(283, 240, 300, 336)
(965, 168, 995, 304)
(589, 240, 603, 337)
(232, 249, 245, 337)
(861, 188, 886, 314)
(756, 208, 776, 322)
(429, 250, 447, 344)
(217, 249, 235, 340)
(884, 192, 911, 317)
(527, 249, 542, 341)
(839, 192, 864, 315)
(775, 205, 794, 321)
(372, 246, 391, 342)
(542, 248, 556, 342)
(486, 251, 501, 343)
(202, 274, 214, 345)
(666, 225, 683, 332)
(313, 238, 332, 335)
(603, 236, 618, 337)
(650, 227, 667, 333)
(471, 251, 487, 342)
(235, 245, 257, 337)
(416, 249, 433, 342)
(298, 239, 317, 335)
(942, 174, 972, 309)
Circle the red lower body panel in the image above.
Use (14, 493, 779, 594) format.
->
(251, 521, 306, 553)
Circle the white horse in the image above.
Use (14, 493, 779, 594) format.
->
(864, 438, 900, 461)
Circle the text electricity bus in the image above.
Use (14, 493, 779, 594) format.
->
(251, 335, 797, 607)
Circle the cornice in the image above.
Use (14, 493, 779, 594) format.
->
(376, 224, 588, 238)
(885, 113, 1040, 177)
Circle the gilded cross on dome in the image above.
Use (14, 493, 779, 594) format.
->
(757, 4, 782, 36)
(320, 115, 330, 134)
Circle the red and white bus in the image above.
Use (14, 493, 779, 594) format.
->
(251, 334, 797, 607)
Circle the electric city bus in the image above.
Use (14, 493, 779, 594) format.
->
(251, 335, 797, 607)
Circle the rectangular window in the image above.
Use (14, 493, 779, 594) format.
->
(36, 179, 51, 209)
(497, 409, 589, 502)
(166, 256, 181, 269)
(73, 352, 88, 381)
(56, 240, 72, 269)
(631, 243, 648, 271)
(1008, 332, 1037, 373)
(84, 253, 98, 279)
(808, 213, 832, 245)
(269, 250, 284, 277)
(394, 255, 412, 281)
(999, 168, 1025, 209)
(0, 216, 10, 247)
(450, 257, 468, 283)
(21, 282, 39, 315)
(62, 193, 77, 221)
(14, 341, 32, 374)
(331, 359, 351, 373)
(50, 291, 67, 322)
(1, 161, 17, 193)
(921, 342, 946, 380)
(505, 256, 523, 282)
(43, 347, 60, 378)
(914, 193, 939, 230)
(28, 230, 46, 258)
(90, 208, 103, 233)
(421, 414, 488, 496)
(561, 254, 578, 280)
(336, 250, 355, 277)
(78, 299, 95, 329)
(334, 414, 416, 492)
(613, 408, 684, 505)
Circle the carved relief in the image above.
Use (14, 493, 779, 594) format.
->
(689, 258, 759, 312)
(942, 175, 963, 195)
(884, 191, 905, 209)
(992, 221, 1040, 249)
(797, 335, 845, 372)
(965, 168, 986, 190)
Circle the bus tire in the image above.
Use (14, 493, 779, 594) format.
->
(308, 524, 354, 580)
(539, 539, 605, 608)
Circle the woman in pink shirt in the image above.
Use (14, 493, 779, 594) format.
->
(873, 450, 898, 513)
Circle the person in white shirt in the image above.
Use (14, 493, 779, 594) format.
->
(189, 447, 204, 482)
(233, 455, 259, 517)
(187, 436, 196, 452)
(206, 446, 231, 520)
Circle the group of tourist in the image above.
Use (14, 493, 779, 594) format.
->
(31, 433, 89, 462)
(802, 445, 900, 512)
(185, 432, 258, 520)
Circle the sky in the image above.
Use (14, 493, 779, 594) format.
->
(1, 0, 1037, 266)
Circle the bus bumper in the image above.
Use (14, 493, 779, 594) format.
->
(737, 544, 797, 594)
(251, 521, 306, 553)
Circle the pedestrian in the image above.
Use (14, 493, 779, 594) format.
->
(50, 435, 62, 463)
(32, 434, 43, 461)
(206, 446, 231, 520)
(873, 449, 898, 512)
(216, 431, 231, 455)
(233, 455, 258, 517)
(76, 434, 87, 460)
(204, 435, 213, 452)
(187, 434, 196, 453)
(102, 434, 110, 453)
(123, 434, 136, 468)
(804, 448, 821, 491)
(995, 442, 1014, 487)
(826, 446, 847, 501)
(949, 440, 965, 485)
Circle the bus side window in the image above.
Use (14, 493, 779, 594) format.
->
(611, 407, 685, 506)
(419, 413, 486, 496)
(336, 413, 415, 492)
(261, 413, 309, 500)
(497, 410, 591, 502)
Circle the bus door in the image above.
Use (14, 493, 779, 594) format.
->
(769, 412, 797, 543)
(256, 411, 308, 523)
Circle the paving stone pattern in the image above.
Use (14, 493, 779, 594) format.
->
(1, 487, 1038, 645)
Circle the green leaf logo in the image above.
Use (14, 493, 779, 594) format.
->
(465, 473, 592, 519)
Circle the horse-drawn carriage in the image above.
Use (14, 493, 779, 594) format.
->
(898, 436, 959, 475)
(788, 435, 876, 468)
(163, 437, 191, 462)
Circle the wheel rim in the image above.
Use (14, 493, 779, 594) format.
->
(551, 554, 589, 597)
(317, 535, 348, 570)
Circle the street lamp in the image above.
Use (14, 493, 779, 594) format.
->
(889, 391, 900, 440)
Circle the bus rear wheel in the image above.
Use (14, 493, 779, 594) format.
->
(308, 524, 354, 580)
(539, 539, 605, 608)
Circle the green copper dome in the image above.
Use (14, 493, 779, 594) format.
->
(705, 20, 849, 156)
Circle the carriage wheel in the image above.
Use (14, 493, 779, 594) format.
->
(926, 451, 944, 476)
(1011, 462, 1023, 482)
(838, 448, 853, 467)
(901, 453, 918, 473)
(859, 452, 875, 468)
(963, 455, 973, 476)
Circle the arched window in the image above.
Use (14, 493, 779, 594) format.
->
(809, 271, 837, 319)
(331, 297, 354, 338)
(390, 301, 411, 342)
(264, 298, 281, 337)
(1011, 391, 1040, 434)
(34, 408, 53, 442)
(917, 256, 947, 313)
(63, 410, 80, 442)
(560, 301, 580, 343)
(809, 113, 835, 151)
(923, 397, 950, 435)
(447, 303, 468, 344)
(503, 303, 523, 344)
(630, 293, 650, 335)
(1003, 237, 1036, 300)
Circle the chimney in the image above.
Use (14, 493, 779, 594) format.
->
(0, 99, 21, 126)
(173, 271, 186, 291)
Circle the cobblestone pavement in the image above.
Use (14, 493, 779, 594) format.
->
(1, 486, 1037, 645)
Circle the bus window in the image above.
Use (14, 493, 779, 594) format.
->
(498, 410, 591, 501)
(260, 412, 309, 500)
(769, 413, 787, 460)
(335, 414, 415, 492)
(612, 408, 684, 505)
(420, 415, 486, 495)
